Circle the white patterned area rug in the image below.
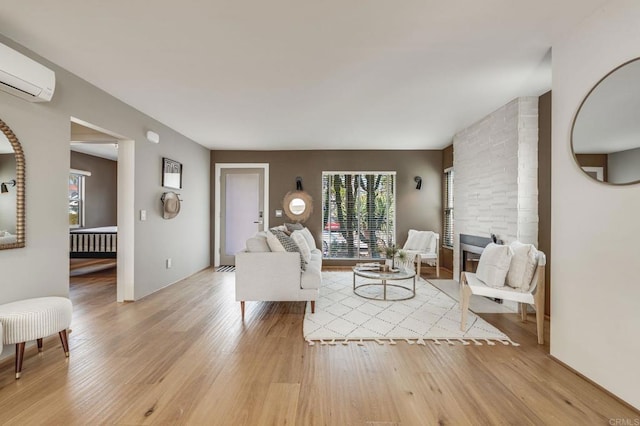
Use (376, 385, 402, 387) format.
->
(303, 271, 518, 346)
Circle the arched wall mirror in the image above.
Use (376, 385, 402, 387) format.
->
(572, 57, 640, 185)
(282, 190, 313, 223)
(0, 118, 25, 249)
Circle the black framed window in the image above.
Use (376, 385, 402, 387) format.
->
(69, 169, 90, 228)
(443, 167, 454, 248)
(321, 172, 395, 259)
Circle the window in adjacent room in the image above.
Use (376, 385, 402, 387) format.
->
(443, 167, 454, 248)
(69, 169, 90, 228)
(321, 172, 396, 259)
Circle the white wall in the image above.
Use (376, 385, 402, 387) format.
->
(551, 0, 640, 409)
(453, 97, 539, 280)
(0, 35, 210, 304)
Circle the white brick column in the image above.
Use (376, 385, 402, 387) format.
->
(453, 97, 539, 280)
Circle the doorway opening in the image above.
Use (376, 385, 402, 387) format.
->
(69, 118, 135, 302)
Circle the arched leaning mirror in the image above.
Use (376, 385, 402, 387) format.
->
(572, 57, 640, 185)
(0, 118, 25, 249)
(282, 190, 313, 223)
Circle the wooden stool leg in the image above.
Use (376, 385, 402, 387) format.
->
(310, 301, 315, 313)
(15, 342, 25, 379)
(59, 330, 70, 357)
(37, 338, 43, 352)
(240, 301, 245, 320)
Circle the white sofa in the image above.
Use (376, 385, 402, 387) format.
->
(235, 227, 321, 319)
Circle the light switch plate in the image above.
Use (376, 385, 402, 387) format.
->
(140, 210, 147, 221)
(275, 209, 283, 217)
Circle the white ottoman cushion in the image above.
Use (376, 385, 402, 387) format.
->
(0, 297, 72, 344)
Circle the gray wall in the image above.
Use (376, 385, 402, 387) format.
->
(0, 34, 211, 307)
(211, 150, 442, 265)
(0, 154, 17, 233)
(70, 151, 117, 228)
(608, 146, 640, 184)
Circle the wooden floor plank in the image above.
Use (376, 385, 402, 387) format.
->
(0, 267, 637, 425)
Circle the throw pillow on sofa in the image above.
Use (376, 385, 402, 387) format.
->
(285, 222, 304, 233)
(291, 230, 311, 263)
(271, 229, 306, 271)
(299, 227, 316, 250)
(475, 243, 513, 288)
(246, 235, 271, 252)
(266, 230, 286, 252)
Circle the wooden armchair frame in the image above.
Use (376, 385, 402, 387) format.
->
(460, 251, 546, 344)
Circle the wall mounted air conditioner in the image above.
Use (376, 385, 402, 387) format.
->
(0, 42, 55, 102)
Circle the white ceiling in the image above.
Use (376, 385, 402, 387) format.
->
(0, 1, 609, 150)
(70, 122, 119, 161)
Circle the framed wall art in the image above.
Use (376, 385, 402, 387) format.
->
(162, 157, 182, 189)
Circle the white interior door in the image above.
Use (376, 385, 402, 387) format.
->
(220, 168, 265, 265)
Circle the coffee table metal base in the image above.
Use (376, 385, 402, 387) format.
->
(352, 268, 416, 301)
(353, 282, 415, 301)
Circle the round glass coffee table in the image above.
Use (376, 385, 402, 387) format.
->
(352, 267, 416, 301)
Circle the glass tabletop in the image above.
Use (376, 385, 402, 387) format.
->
(352, 267, 416, 280)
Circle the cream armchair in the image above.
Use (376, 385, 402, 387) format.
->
(460, 245, 546, 344)
(402, 230, 440, 278)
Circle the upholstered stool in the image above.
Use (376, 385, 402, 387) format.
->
(0, 297, 72, 379)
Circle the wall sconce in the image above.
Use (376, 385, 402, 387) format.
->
(414, 176, 422, 190)
(296, 176, 303, 191)
(1, 179, 16, 193)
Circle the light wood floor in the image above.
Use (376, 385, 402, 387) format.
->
(0, 267, 637, 425)
(69, 258, 117, 276)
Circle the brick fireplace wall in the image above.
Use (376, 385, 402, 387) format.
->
(453, 97, 539, 280)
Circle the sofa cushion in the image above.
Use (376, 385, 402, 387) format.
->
(476, 243, 513, 288)
(309, 250, 322, 264)
(506, 241, 538, 292)
(246, 236, 271, 252)
(271, 229, 306, 271)
(299, 227, 317, 250)
(266, 231, 286, 252)
(291, 231, 311, 263)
